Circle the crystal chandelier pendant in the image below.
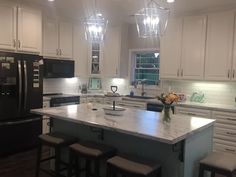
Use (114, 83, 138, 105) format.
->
(134, 0, 170, 38)
(84, 13, 108, 43)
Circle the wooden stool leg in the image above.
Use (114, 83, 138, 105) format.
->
(157, 167, 162, 177)
(75, 156, 80, 177)
(211, 171, 215, 177)
(94, 160, 100, 177)
(198, 164, 204, 177)
(55, 147, 61, 177)
(85, 159, 91, 177)
(35, 143, 42, 177)
(68, 150, 74, 177)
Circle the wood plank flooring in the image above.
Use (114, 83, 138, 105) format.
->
(0, 148, 51, 177)
(0, 148, 226, 177)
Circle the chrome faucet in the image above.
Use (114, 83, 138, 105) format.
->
(140, 79, 147, 97)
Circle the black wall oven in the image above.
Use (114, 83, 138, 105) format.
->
(43, 59, 74, 78)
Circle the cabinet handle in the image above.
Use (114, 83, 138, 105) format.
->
(181, 69, 183, 77)
(233, 70, 235, 78)
(225, 148, 235, 152)
(13, 39, 16, 48)
(177, 69, 179, 77)
(18, 40, 21, 48)
(227, 118, 236, 121)
(228, 70, 230, 78)
(226, 132, 236, 136)
(60, 49, 62, 56)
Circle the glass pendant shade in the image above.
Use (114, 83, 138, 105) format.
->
(85, 13, 108, 42)
(135, 0, 170, 38)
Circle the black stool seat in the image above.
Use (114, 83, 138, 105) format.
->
(199, 152, 236, 177)
(36, 132, 77, 177)
(70, 141, 116, 158)
(68, 141, 116, 177)
(39, 132, 77, 146)
(107, 155, 162, 177)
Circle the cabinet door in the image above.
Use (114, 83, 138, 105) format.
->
(181, 15, 206, 80)
(0, 2, 16, 50)
(160, 18, 182, 79)
(73, 25, 88, 77)
(43, 18, 59, 58)
(59, 22, 73, 59)
(231, 15, 236, 81)
(103, 26, 121, 77)
(17, 6, 42, 53)
(205, 11, 234, 80)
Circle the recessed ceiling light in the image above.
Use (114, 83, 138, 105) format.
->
(167, 0, 175, 3)
(48, 0, 54, 2)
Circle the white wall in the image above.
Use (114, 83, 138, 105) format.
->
(128, 24, 160, 50)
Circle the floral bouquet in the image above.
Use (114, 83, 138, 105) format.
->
(157, 93, 179, 122)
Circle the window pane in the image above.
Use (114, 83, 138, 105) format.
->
(134, 52, 160, 86)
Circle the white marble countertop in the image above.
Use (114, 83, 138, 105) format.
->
(32, 104, 215, 144)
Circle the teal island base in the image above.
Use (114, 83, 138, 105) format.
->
(52, 118, 213, 177)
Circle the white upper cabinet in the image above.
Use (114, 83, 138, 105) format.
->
(160, 18, 182, 79)
(73, 25, 88, 77)
(59, 22, 73, 59)
(103, 26, 121, 77)
(205, 11, 234, 80)
(181, 15, 206, 80)
(43, 18, 58, 57)
(0, 2, 16, 50)
(43, 18, 73, 59)
(17, 6, 42, 53)
(231, 15, 236, 81)
(0, 2, 42, 53)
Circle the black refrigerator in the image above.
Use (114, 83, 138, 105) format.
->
(0, 52, 43, 156)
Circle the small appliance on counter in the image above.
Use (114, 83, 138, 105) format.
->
(81, 84, 88, 94)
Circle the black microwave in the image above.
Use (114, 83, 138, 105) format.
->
(43, 59, 74, 78)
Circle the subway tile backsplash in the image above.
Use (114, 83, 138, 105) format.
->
(44, 78, 236, 105)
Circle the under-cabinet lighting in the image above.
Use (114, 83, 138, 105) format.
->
(48, 0, 55, 2)
(167, 0, 175, 3)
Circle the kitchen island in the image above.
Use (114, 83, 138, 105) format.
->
(32, 104, 215, 177)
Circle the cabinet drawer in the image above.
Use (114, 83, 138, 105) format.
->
(175, 106, 211, 118)
(214, 143, 236, 154)
(212, 111, 236, 125)
(215, 127, 236, 137)
(117, 101, 146, 110)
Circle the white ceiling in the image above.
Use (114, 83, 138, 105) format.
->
(19, 0, 236, 24)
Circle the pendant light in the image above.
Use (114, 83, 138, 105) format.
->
(84, 0, 108, 42)
(134, 0, 170, 38)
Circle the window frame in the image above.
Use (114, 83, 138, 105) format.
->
(128, 48, 162, 90)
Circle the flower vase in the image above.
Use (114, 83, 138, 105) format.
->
(162, 105, 172, 122)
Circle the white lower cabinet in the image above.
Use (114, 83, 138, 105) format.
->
(176, 106, 236, 154)
(212, 111, 236, 154)
(42, 101, 50, 134)
(175, 106, 212, 118)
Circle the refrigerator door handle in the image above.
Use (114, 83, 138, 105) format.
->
(23, 60, 28, 110)
(18, 60, 22, 112)
(0, 117, 41, 126)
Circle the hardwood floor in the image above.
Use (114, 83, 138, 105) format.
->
(0, 148, 226, 177)
(0, 148, 51, 177)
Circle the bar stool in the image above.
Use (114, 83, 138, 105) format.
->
(67, 141, 116, 177)
(199, 152, 236, 177)
(106, 155, 162, 177)
(35, 132, 77, 177)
